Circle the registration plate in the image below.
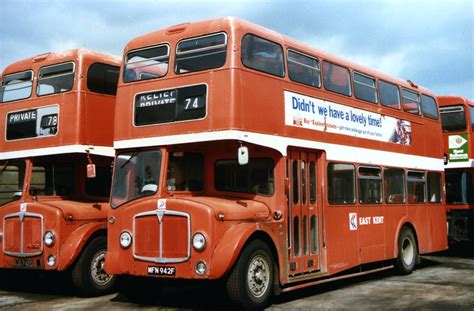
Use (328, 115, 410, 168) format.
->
(147, 266, 176, 276)
(14, 259, 34, 268)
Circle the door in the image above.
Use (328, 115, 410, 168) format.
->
(288, 150, 321, 275)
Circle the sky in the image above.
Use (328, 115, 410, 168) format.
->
(1, 0, 473, 98)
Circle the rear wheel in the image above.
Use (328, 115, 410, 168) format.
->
(226, 240, 274, 310)
(71, 236, 116, 296)
(394, 227, 417, 275)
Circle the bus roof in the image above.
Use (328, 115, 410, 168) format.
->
(438, 95, 474, 108)
(123, 16, 435, 97)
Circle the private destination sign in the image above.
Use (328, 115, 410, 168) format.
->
(6, 105, 59, 141)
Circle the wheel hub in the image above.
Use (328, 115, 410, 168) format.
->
(247, 255, 270, 298)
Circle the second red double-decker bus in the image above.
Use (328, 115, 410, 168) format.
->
(0, 49, 120, 295)
(105, 17, 447, 309)
(439, 96, 474, 243)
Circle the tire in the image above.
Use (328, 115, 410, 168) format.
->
(226, 240, 275, 310)
(71, 236, 116, 296)
(394, 227, 417, 275)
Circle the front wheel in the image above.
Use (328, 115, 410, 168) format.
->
(71, 236, 116, 296)
(394, 227, 417, 275)
(226, 240, 275, 310)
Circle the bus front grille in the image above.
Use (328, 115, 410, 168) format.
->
(3, 212, 44, 257)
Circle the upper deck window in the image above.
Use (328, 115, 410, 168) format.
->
(322, 61, 351, 96)
(87, 63, 120, 95)
(379, 80, 400, 109)
(401, 89, 420, 115)
(440, 105, 466, 132)
(420, 94, 439, 120)
(175, 32, 227, 74)
(0, 70, 33, 103)
(124, 44, 169, 83)
(287, 50, 320, 88)
(37, 62, 75, 96)
(241, 34, 284, 77)
(353, 72, 377, 104)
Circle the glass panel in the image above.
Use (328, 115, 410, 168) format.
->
(309, 161, 316, 204)
(470, 106, 474, 130)
(293, 216, 300, 256)
(402, 89, 420, 115)
(241, 34, 284, 77)
(37, 62, 75, 96)
(0, 71, 33, 103)
(379, 80, 400, 109)
(301, 161, 307, 204)
(124, 45, 169, 83)
(445, 171, 474, 204)
(166, 152, 203, 191)
(30, 161, 75, 197)
(440, 106, 466, 132)
(303, 215, 308, 255)
(292, 160, 299, 204)
(0, 161, 26, 206)
(427, 172, 442, 203)
(421, 94, 439, 120)
(175, 33, 227, 74)
(354, 72, 377, 103)
(384, 168, 405, 204)
(111, 150, 162, 208)
(328, 163, 355, 204)
(214, 158, 274, 195)
(87, 63, 119, 95)
(323, 61, 351, 96)
(407, 171, 425, 203)
(287, 50, 320, 87)
(358, 166, 382, 204)
(310, 215, 318, 253)
(85, 165, 112, 197)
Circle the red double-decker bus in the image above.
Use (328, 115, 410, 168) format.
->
(105, 17, 447, 309)
(0, 50, 119, 295)
(439, 96, 474, 243)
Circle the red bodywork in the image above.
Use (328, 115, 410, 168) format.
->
(0, 50, 120, 271)
(105, 17, 447, 288)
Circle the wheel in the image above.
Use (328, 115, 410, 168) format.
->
(226, 240, 275, 310)
(71, 236, 116, 296)
(394, 227, 417, 275)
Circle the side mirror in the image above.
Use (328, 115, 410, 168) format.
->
(238, 146, 249, 165)
(87, 164, 96, 178)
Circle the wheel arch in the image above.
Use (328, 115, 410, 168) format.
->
(395, 222, 420, 264)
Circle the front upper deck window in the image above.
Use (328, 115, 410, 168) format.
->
(37, 62, 75, 96)
(0, 70, 33, 103)
(124, 44, 169, 83)
(241, 34, 284, 77)
(401, 89, 420, 115)
(0, 160, 26, 206)
(440, 106, 466, 132)
(111, 150, 162, 208)
(175, 32, 227, 74)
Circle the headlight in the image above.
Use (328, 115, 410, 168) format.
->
(44, 231, 55, 247)
(47, 255, 56, 267)
(120, 231, 132, 249)
(192, 232, 206, 251)
(195, 260, 207, 275)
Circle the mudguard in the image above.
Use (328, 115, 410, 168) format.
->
(57, 222, 106, 270)
(209, 223, 279, 279)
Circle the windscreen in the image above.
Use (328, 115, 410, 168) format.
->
(0, 161, 26, 206)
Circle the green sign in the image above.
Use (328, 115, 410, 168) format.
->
(448, 134, 469, 162)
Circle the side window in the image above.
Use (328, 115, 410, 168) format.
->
(0, 160, 26, 206)
(124, 44, 169, 83)
(358, 166, 382, 204)
(175, 32, 227, 74)
(385, 168, 405, 204)
(37, 62, 75, 96)
(166, 152, 204, 191)
(322, 61, 351, 96)
(421, 94, 439, 120)
(87, 63, 120, 95)
(0, 71, 33, 103)
(402, 89, 420, 115)
(427, 172, 442, 203)
(407, 171, 425, 203)
(85, 165, 112, 197)
(353, 72, 377, 104)
(241, 34, 284, 77)
(328, 163, 355, 204)
(287, 50, 320, 88)
(379, 80, 400, 109)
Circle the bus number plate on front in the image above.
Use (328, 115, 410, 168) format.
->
(14, 259, 34, 268)
(147, 266, 176, 276)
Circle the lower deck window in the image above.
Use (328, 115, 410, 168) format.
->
(328, 163, 355, 204)
(215, 158, 274, 195)
(407, 171, 425, 203)
(384, 168, 405, 204)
